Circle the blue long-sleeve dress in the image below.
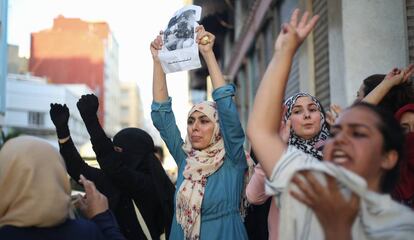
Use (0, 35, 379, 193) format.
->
(151, 84, 248, 240)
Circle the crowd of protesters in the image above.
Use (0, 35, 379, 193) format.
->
(1, 7, 414, 240)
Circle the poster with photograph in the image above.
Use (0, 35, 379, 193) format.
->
(158, 5, 202, 74)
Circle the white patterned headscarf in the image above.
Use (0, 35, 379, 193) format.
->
(177, 101, 225, 240)
(284, 93, 330, 160)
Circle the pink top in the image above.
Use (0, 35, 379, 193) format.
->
(246, 164, 279, 240)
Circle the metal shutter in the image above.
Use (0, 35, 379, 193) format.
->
(285, 53, 300, 98)
(313, 0, 330, 110)
(407, 0, 414, 63)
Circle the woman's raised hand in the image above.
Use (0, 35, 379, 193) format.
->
(384, 64, 414, 87)
(403, 64, 414, 81)
(150, 32, 164, 62)
(196, 25, 215, 56)
(274, 9, 319, 53)
(326, 104, 342, 127)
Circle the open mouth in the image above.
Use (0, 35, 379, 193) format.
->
(332, 149, 350, 164)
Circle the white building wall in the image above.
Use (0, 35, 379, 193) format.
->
(103, 32, 121, 137)
(294, 0, 408, 107)
(120, 81, 144, 129)
(330, 0, 407, 106)
(3, 74, 91, 147)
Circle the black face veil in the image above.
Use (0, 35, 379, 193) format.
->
(113, 128, 155, 170)
(113, 128, 175, 238)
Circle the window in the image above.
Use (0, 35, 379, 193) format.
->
(121, 106, 129, 117)
(121, 89, 129, 101)
(28, 112, 45, 126)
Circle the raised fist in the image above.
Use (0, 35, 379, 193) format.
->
(49, 103, 70, 139)
(77, 94, 99, 123)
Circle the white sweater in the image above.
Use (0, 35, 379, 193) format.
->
(265, 146, 414, 240)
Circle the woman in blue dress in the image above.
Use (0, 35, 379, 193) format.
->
(150, 25, 249, 240)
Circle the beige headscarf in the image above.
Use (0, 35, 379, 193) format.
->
(0, 136, 71, 227)
(177, 101, 225, 240)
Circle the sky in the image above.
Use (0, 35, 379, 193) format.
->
(7, 0, 192, 168)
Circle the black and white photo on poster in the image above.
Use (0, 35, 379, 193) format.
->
(158, 5, 202, 74)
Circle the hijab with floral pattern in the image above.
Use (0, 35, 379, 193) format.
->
(176, 101, 224, 240)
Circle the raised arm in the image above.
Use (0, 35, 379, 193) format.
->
(247, 119, 291, 203)
(76, 95, 154, 194)
(49, 103, 102, 182)
(50, 103, 122, 212)
(196, 25, 225, 89)
(150, 34, 187, 168)
(246, 9, 319, 177)
(76, 94, 116, 162)
(196, 26, 247, 164)
(151, 33, 169, 102)
(76, 94, 107, 144)
(362, 64, 414, 105)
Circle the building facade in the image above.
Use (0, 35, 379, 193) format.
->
(29, 15, 121, 136)
(192, 0, 410, 129)
(119, 81, 144, 129)
(8, 44, 29, 74)
(2, 73, 92, 148)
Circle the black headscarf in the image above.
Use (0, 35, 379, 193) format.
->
(113, 128, 155, 170)
(113, 128, 175, 238)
